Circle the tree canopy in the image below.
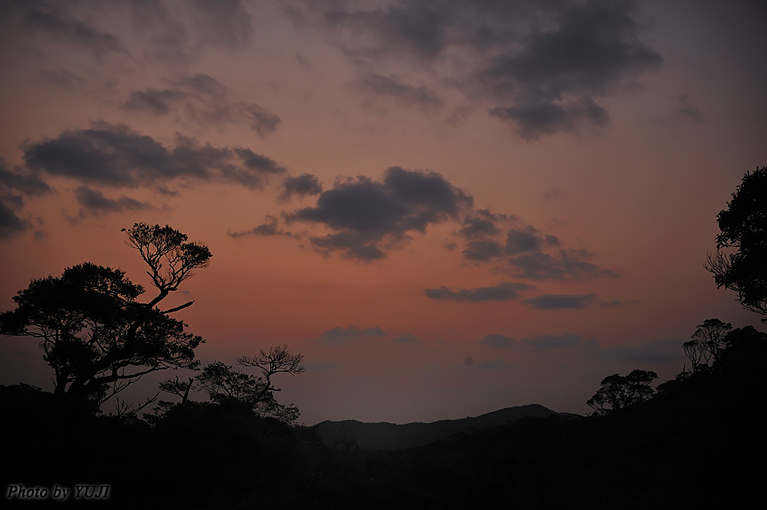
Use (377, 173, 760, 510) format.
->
(0, 223, 211, 411)
(706, 166, 767, 317)
(167, 345, 305, 424)
(587, 369, 658, 415)
(683, 318, 733, 373)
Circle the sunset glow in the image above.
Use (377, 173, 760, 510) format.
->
(1, 0, 765, 425)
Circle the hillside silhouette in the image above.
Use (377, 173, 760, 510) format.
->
(2, 324, 766, 509)
(316, 404, 559, 450)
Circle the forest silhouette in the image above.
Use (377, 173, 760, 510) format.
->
(2, 167, 766, 509)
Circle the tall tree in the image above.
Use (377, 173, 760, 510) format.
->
(706, 166, 767, 318)
(683, 318, 733, 372)
(587, 369, 658, 415)
(0, 223, 211, 410)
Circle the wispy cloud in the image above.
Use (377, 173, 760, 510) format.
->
(425, 282, 532, 302)
(521, 293, 596, 310)
(672, 94, 705, 124)
(479, 334, 515, 348)
(354, 72, 443, 113)
(509, 249, 619, 281)
(229, 215, 294, 239)
(123, 73, 281, 137)
(74, 186, 151, 217)
(4, 2, 129, 60)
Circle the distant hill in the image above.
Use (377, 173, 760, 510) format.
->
(314, 404, 561, 450)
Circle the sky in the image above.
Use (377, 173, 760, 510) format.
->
(1, 0, 766, 426)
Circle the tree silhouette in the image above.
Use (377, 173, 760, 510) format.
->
(587, 369, 658, 415)
(683, 318, 733, 372)
(706, 166, 767, 318)
(168, 345, 305, 424)
(0, 223, 211, 411)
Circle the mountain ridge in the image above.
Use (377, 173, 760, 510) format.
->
(315, 403, 565, 450)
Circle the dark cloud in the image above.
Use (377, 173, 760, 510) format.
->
(229, 215, 294, 239)
(281, 174, 323, 201)
(505, 225, 559, 255)
(479, 333, 515, 348)
(10, 2, 128, 60)
(74, 186, 150, 215)
(489, 99, 609, 141)
(177, 73, 229, 97)
(478, 1, 661, 137)
(128, 0, 253, 62)
(312, 0, 530, 61)
(321, 2, 452, 60)
(458, 209, 509, 239)
(0, 164, 52, 197)
(239, 104, 282, 137)
(455, 213, 612, 282)
(673, 94, 705, 124)
(129, 0, 191, 63)
(521, 293, 596, 310)
(0, 200, 27, 239)
(288, 167, 471, 231)
(293, 0, 662, 138)
(509, 249, 618, 280)
(123, 88, 186, 115)
(234, 148, 283, 174)
(23, 122, 284, 190)
(317, 325, 387, 346)
(191, 0, 253, 49)
(462, 239, 504, 261)
(155, 185, 180, 197)
(392, 333, 423, 345)
(123, 74, 281, 137)
(309, 231, 386, 261)
(454, 218, 615, 282)
(425, 282, 531, 302)
(286, 166, 472, 260)
(0, 163, 52, 238)
(522, 332, 582, 350)
(355, 72, 443, 112)
(477, 2, 662, 100)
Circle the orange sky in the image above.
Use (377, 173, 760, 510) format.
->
(1, 0, 765, 424)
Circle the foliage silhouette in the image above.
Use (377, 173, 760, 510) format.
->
(586, 369, 657, 415)
(683, 318, 732, 372)
(0, 223, 210, 412)
(706, 166, 767, 318)
(157, 345, 304, 425)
